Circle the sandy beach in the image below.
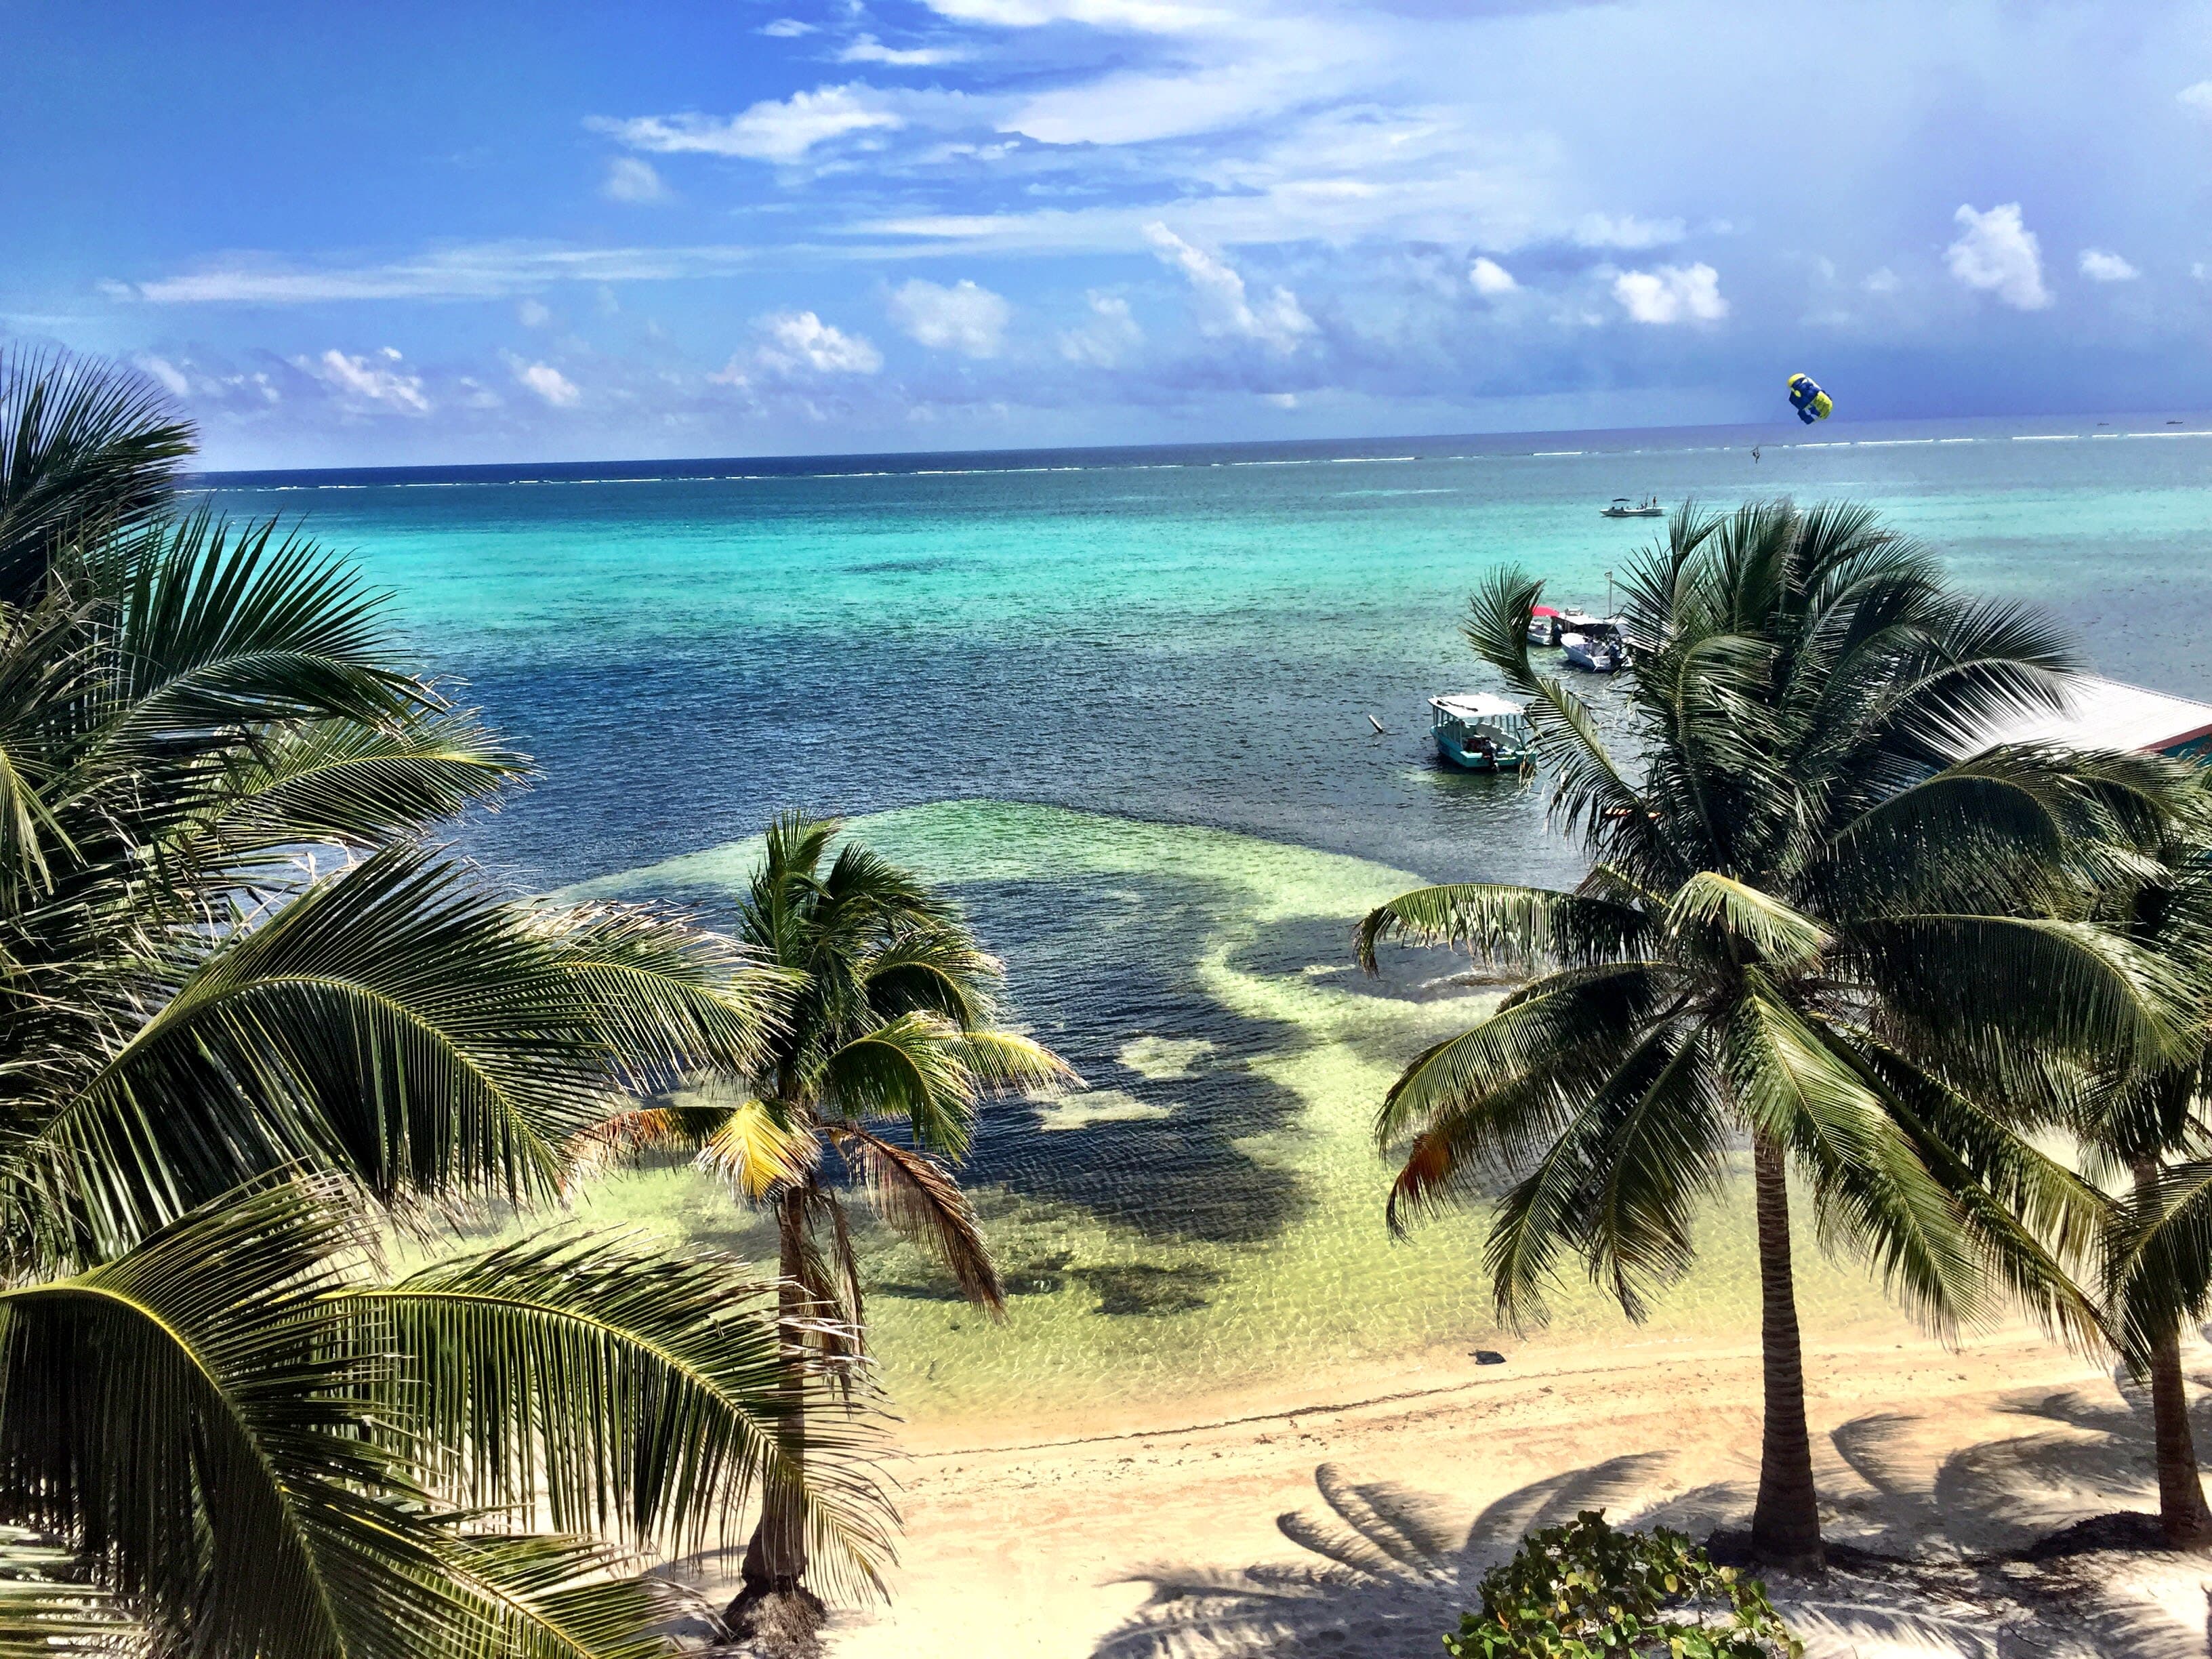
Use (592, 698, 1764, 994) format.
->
(694, 1329, 2212, 1658)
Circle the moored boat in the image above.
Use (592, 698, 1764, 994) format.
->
(1561, 628, 1624, 673)
(1527, 605, 1565, 646)
(1430, 694, 1536, 771)
(1600, 496, 1663, 518)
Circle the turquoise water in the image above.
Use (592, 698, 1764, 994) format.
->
(202, 417, 2212, 1418)
(205, 418, 2212, 893)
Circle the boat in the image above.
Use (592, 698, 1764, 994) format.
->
(1600, 496, 1662, 518)
(1561, 630, 1624, 673)
(1430, 694, 1536, 771)
(1527, 605, 1565, 647)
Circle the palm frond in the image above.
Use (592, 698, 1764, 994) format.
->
(350, 1233, 894, 1599)
(1355, 882, 1650, 975)
(699, 1098, 817, 1202)
(832, 1124, 1002, 1312)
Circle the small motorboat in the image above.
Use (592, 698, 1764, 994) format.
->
(1600, 496, 1662, 518)
(1561, 630, 1624, 673)
(1526, 605, 1565, 647)
(1430, 694, 1536, 771)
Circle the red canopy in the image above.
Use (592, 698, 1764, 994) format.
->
(1530, 605, 1563, 618)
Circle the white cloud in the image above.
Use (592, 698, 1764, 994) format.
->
(517, 298, 552, 327)
(1142, 222, 1313, 352)
(1863, 267, 1900, 294)
(1469, 256, 1517, 296)
(1612, 263, 1727, 325)
(136, 355, 190, 398)
(1946, 203, 2051, 310)
(298, 348, 431, 414)
(1573, 212, 1685, 251)
(887, 277, 1010, 356)
(760, 16, 815, 35)
(2079, 248, 2139, 283)
(124, 241, 757, 303)
(602, 157, 670, 203)
(593, 87, 901, 165)
(2180, 80, 2212, 116)
(754, 310, 884, 375)
(919, 0, 1221, 30)
(840, 34, 964, 66)
(1059, 291, 1143, 366)
(512, 360, 581, 407)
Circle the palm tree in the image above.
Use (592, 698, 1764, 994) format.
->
(1357, 501, 2194, 1567)
(0, 349, 894, 1654)
(587, 811, 1074, 1645)
(2081, 808, 2212, 1547)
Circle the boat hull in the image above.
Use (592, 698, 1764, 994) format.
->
(1434, 731, 1530, 771)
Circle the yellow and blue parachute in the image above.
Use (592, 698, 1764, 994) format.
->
(1787, 373, 1833, 425)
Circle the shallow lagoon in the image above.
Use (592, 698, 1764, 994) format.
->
(560, 800, 1907, 1425)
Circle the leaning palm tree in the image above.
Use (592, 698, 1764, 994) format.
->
(586, 811, 1073, 1646)
(1359, 501, 2196, 1566)
(0, 349, 894, 1656)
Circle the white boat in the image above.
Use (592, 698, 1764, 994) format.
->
(1430, 694, 1536, 771)
(1561, 632, 1623, 673)
(1600, 496, 1662, 518)
(1527, 606, 1565, 647)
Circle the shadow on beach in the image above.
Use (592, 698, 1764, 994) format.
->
(1095, 1370, 2212, 1659)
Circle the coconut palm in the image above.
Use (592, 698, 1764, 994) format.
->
(586, 811, 1074, 1645)
(1358, 501, 2196, 1566)
(2079, 807, 2212, 1547)
(0, 350, 894, 1655)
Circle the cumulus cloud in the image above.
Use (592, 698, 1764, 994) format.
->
(1946, 203, 2051, 310)
(760, 16, 815, 35)
(2180, 80, 2212, 116)
(602, 157, 670, 203)
(592, 86, 901, 165)
(752, 310, 884, 376)
(1863, 267, 1900, 294)
(1573, 212, 1685, 251)
(512, 360, 581, 407)
(517, 299, 552, 327)
(136, 355, 190, 397)
(840, 35, 964, 66)
(888, 278, 1010, 356)
(1469, 256, 1517, 296)
(1142, 223, 1313, 352)
(2079, 248, 2139, 283)
(1059, 291, 1143, 366)
(1612, 264, 1727, 325)
(298, 348, 430, 413)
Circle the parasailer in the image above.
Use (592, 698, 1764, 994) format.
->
(1786, 373, 1833, 424)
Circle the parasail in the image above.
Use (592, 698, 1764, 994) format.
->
(1786, 373, 1833, 424)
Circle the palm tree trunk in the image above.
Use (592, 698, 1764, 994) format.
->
(733, 1184, 824, 1651)
(2134, 1160, 2212, 1549)
(1748, 1130, 1823, 1567)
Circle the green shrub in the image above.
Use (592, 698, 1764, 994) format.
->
(1444, 1511, 1802, 1658)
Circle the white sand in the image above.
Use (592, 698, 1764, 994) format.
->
(694, 1330, 2212, 1658)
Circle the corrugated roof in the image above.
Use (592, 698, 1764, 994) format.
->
(1965, 674, 2212, 756)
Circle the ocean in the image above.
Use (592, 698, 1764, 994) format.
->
(201, 414, 2212, 1422)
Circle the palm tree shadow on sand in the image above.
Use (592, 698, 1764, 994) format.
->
(1097, 1435, 2212, 1659)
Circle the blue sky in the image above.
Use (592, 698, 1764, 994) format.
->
(7, 0, 2212, 467)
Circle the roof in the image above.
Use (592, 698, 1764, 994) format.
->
(1963, 674, 2212, 756)
(1431, 693, 1529, 722)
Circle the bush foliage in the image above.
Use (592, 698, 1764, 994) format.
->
(1445, 1512, 1801, 1659)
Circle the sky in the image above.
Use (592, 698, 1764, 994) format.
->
(6, 0, 2212, 468)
